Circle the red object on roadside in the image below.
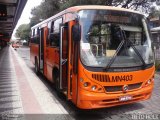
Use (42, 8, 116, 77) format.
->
(12, 43, 20, 48)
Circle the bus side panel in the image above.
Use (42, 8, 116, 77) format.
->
(45, 47, 58, 82)
(69, 21, 78, 104)
(30, 43, 39, 65)
(43, 27, 48, 78)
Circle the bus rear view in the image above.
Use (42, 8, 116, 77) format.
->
(77, 8, 155, 109)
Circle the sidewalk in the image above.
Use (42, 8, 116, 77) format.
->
(0, 47, 68, 117)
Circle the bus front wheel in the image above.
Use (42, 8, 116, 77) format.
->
(52, 69, 59, 91)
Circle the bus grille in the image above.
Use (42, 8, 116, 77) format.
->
(92, 74, 110, 82)
(104, 82, 142, 92)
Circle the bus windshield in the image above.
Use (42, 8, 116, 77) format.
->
(79, 10, 154, 68)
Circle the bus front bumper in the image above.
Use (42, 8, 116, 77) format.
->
(77, 85, 153, 109)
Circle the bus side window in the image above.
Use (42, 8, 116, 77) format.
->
(37, 28, 40, 44)
(31, 29, 34, 38)
(37, 28, 40, 37)
(31, 29, 35, 43)
(33, 29, 35, 37)
(49, 18, 62, 47)
(34, 28, 39, 44)
(50, 21, 55, 46)
(30, 29, 33, 43)
(35, 28, 37, 43)
(47, 22, 52, 46)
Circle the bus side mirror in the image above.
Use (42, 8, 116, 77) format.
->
(72, 24, 81, 42)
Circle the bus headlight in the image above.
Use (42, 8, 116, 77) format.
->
(147, 79, 152, 84)
(144, 78, 154, 86)
(80, 78, 104, 92)
(84, 82, 90, 87)
(80, 78, 83, 82)
(91, 85, 97, 91)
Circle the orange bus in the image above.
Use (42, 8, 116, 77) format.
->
(30, 6, 155, 109)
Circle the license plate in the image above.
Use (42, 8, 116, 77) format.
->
(119, 95, 132, 102)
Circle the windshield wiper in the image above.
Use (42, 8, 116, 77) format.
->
(104, 27, 147, 71)
(103, 40, 125, 71)
(121, 29, 147, 69)
(127, 39, 147, 69)
(103, 27, 125, 71)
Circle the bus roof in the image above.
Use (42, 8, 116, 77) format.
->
(31, 5, 143, 29)
(67, 5, 142, 15)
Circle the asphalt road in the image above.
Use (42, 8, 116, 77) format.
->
(16, 46, 160, 120)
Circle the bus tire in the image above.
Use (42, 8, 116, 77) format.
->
(52, 69, 64, 98)
(52, 69, 59, 91)
(35, 58, 39, 75)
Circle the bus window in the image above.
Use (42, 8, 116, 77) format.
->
(31, 29, 35, 38)
(47, 22, 52, 45)
(35, 28, 37, 36)
(31, 29, 35, 43)
(54, 18, 62, 33)
(30, 28, 40, 44)
(50, 18, 63, 47)
(79, 10, 154, 68)
(31, 29, 34, 37)
(35, 28, 40, 37)
(50, 21, 54, 33)
(33, 29, 35, 37)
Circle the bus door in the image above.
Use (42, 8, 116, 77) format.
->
(68, 21, 81, 103)
(39, 28, 44, 73)
(59, 24, 68, 92)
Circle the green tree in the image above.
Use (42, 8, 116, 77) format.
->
(15, 24, 30, 41)
(30, 0, 60, 26)
(60, 0, 157, 13)
(149, 5, 160, 18)
(29, 0, 158, 27)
